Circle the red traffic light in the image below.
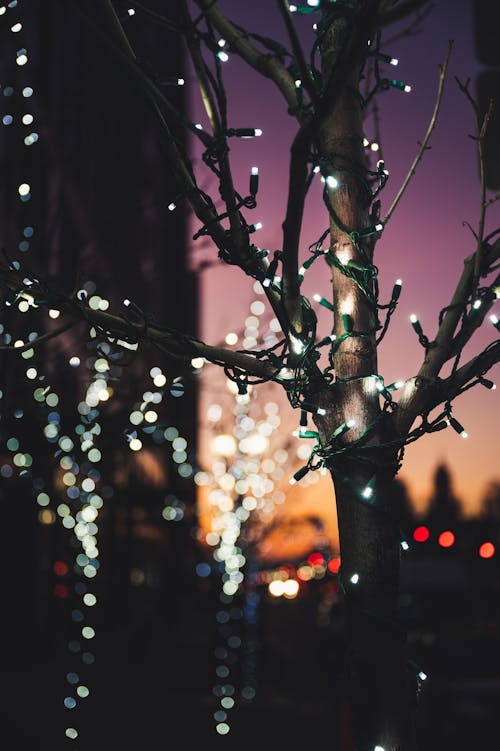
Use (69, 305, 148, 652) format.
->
(413, 526, 430, 543)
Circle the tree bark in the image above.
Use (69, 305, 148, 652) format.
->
(311, 9, 418, 749)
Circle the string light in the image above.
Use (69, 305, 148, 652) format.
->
(313, 293, 334, 311)
(249, 166, 259, 196)
(289, 333, 305, 355)
(332, 419, 355, 438)
(479, 377, 496, 390)
(446, 415, 468, 439)
(409, 314, 429, 347)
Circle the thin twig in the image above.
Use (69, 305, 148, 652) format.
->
(383, 40, 452, 225)
(193, 0, 301, 118)
(276, 0, 317, 106)
(0, 267, 281, 382)
(378, 0, 433, 28)
(0, 320, 77, 353)
(484, 192, 500, 208)
(394, 237, 500, 437)
(182, 1, 222, 134)
(383, 2, 434, 45)
(455, 76, 493, 290)
(72, 2, 212, 146)
(182, 3, 248, 262)
(428, 341, 500, 413)
(70, 2, 242, 264)
(433, 238, 500, 364)
(281, 123, 314, 336)
(131, 2, 182, 33)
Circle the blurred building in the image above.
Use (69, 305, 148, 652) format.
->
(0, 0, 202, 684)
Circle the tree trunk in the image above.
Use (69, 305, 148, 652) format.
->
(311, 9, 419, 749)
(331, 467, 418, 751)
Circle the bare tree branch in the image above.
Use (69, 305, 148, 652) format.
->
(383, 40, 452, 225)
(455, 77, 493, 291)
(0, 320, 77, 353)
(70, 0, 263, 274)
(131, 1, 182, 33)
(383, 1, 434, 45)
(182, 2, 222, 134)
(377, 0, 433, 28)
(0, 266, 282, 382)
(281, 124, 314, 337)
(429, 341, 500, 412)
(276, 0, 317, 105)
(193, 0, 301, 118)
(182, 4, 251, 263)
(448, 272, 500, 355)
(71, 0, 212, 146)
(394, 238, 500, 435)
(484, 192, 500, 208)
(433, 239, 500, 359)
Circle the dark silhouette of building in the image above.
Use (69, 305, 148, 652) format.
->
(0, 5, 210, 748)
(426, 463, 462, 530)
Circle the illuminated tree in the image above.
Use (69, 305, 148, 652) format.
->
(2, 1, 500, 749)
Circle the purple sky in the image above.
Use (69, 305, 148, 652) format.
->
(190, 0, 499, 515)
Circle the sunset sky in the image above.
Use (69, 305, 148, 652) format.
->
(190, 0, 499, 521)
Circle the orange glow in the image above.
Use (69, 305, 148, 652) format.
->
(327, 557, 341, 574)
(438, 530, 455, 548)
(479, 541, 495, 559)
